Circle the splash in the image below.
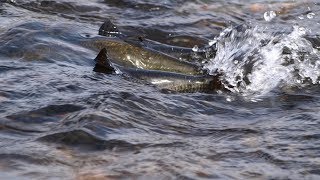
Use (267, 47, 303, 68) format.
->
(204, 25, 320, 98)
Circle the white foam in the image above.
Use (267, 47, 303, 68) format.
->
(204, 25, 320, 98)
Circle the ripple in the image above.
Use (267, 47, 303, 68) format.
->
(102, 0, 170, 12)
(0, 0, 320, 179)
(38, 129, 147, 151)
(2, 104, 85, 133)
(6, 104, 85, 123)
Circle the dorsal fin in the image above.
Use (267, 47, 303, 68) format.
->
(93, 48, 115, 74)
(99, 19, 120, 37)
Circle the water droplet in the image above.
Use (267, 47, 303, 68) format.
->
(250, 98, 259, 102)
(201, 60, 207, 64)
(298, 15, 304, 20)
(298, 27, 306, 35)
(264, 11, 276, 22)
(192, 45, 199, 52)
(307, 12, 315, 19)
(208, 40, 216, 46)
(234, 60, 239, 64)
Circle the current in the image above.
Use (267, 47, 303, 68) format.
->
(0, 0, 320, 179)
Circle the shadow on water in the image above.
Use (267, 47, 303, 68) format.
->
(0, 0, 320, 179)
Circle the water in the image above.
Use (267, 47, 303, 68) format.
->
(205, 25, 320, 98)
(0, 0, 320, 179)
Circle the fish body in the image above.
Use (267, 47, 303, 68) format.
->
(120, 68, 222, 93)
(90, 20, 222, 93)
(85, 37, 203, 75)
(94, 48, 222, 93)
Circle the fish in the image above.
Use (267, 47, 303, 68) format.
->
(85, 37, 203, 75)
(94, 48, 223, 93)
(81, 20, 206, 75)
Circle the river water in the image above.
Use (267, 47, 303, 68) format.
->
(0, 0, 320, 179)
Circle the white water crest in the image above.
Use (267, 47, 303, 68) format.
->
(204, 25, 320, 98)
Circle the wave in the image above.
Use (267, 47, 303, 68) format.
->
(205, 24, 320, 99)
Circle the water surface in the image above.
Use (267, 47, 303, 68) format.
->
(0, 0, 320, 179)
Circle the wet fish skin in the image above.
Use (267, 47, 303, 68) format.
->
(121, 68, 223, 93)
(92, 20, 217, 92)
(85, 37, 203, 75)
(94, 48, 222, 93)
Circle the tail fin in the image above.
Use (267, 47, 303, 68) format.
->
(93, 48, 115, 74)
